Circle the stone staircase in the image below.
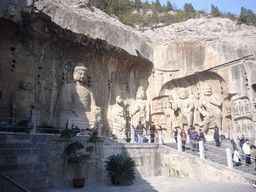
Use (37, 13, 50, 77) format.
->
(166, 140, 256, 176)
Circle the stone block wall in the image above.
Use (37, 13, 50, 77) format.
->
(103, 138, 160, 179)
(50, 135, 105, 186)
(121, 143, 160, 178)
(1, 132, 256, 191)
(50, 137, 160, 186)
(0, 133, 58, 192)
(159, 145, 256, 184)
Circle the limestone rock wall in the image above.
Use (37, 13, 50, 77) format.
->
(0, 12, 153, 135)
(33, 0, 153, 61)
(1, 1, 256, 136)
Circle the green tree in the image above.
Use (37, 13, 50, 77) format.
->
(167, 1, 173, 11)
(247, 9, 256, 22)
(93, 0, 108, 11)
(211, 4, 222, 17)
(144, 0, 151, 7)
(239, 7, 256, 24)
(227, 12, 237, 21)
(183, 3, 195, 12)
(135, 0, 142, 8)
(152, 0, 162, 12)
(239, 7, 247, 22)
(109, 0, 119, 14)
(118, 0, 132, 11)
(155, 0, 161, 8)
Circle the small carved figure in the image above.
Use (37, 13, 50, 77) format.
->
(38, 80, 46, 104)
(244, 99, 250, 114)
(54, 63, 100, 129)
(112, 96, 126, 138)
(173, 88, 194, 129)
(198, 84, 222, 133)
(12, 78, 35, 119)
(235, 121, 240, 132)
(232, 100, 239, 116)
(238, 101, 244, 115)
(131, 86, 150, 128)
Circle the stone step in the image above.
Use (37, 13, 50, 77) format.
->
(165, 140, 256, 176)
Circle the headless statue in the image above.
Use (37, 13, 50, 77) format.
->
(12, 78, 35, 120)
(112, 96, 126, 138)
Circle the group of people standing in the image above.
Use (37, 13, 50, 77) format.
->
(230, 135, 256, 188)
(231, 134, 256, 168)
(173, 125, 206, 152)
(132, 121, 162, 143)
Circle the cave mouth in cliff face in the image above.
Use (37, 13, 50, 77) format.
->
(0, 18, 20, 40)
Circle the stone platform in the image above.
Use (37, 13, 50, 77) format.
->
(49, 176, 255, 192)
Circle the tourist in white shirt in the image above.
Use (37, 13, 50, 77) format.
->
(243, 139, 252, 166)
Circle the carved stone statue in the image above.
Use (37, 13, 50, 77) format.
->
(131, 86, 150, 127)
(111, 96, 126, 139)
(198, 84, 222, 133)
(173, 88, 194, 128)
(12, 78, 35, 119)
(54, 63, 100, 129)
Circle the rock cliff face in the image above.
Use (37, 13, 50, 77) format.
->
(0, 0, 256, 137)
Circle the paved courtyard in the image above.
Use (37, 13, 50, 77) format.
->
(49, 176, 255, 192)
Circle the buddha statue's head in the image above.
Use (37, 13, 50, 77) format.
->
(203, 84, 212, 96)
(136, 86, 146, 100)
(73, 63, 88, 82)
(179, 88, 188, 99)
(20, 78, 32, 90)
(116, 95, 122, 104)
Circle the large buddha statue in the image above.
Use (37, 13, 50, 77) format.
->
(198, 84, 222, 133)
(173, 88, 194, 129)
(12, 77, 35, 119)
(54, 63, 100, 129)
(131, 86, 150, 127)
(111, 96, 126, 139)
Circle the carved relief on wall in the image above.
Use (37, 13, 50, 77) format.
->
(157, 72, 231, 136)
(151, 95, 173, 128)
(197, 83, 222, 133)
(231, 97, 251, 118)
(233, 119, 252, 132)
(12, 77, 35, 120)
(172, 87, 195, 129)
(131, 86, 150, 127)
(231, 97, 252, 133)
(107, 96, 126, 139)
(151, 112, 166, 126)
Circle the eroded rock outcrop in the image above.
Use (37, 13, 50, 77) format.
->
(1, 0, 256, 138)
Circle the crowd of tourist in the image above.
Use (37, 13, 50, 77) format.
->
(130, 121, 163, 143)
(174, 125, 207, 152)
(130, 122, 256, 188)
(230, 134, 256, 168)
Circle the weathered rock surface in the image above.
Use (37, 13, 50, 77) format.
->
(1, 0, 256, 137)
(33, 0, 153, 61)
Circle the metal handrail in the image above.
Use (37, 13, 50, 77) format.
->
(0, 173, 30, 192)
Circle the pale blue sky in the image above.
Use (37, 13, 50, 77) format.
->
(144, 0, 256, 16)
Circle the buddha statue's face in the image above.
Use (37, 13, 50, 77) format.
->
(179, 88, 188, 99)
(73, 69, 87, 82)
(21, 79, 31, 90)
(203, 85, 212, 96)
(137, 91, 145, 100)
(116, 96, 122, 104)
